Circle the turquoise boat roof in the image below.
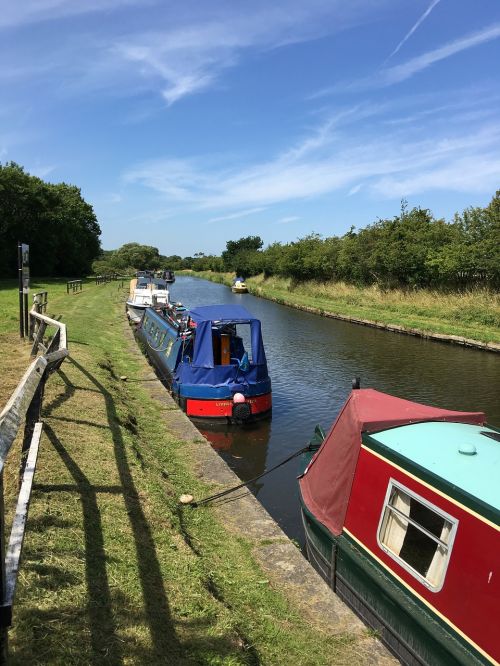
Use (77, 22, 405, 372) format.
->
(372, 422, 500, 511)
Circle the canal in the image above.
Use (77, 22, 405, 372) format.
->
(170, 276, 500, 544)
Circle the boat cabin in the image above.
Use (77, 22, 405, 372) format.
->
(299, 388, 499, 666)
(126, 277, 170, 323)
(139, 304, 271, 423)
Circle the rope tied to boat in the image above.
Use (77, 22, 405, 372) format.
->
(181, 443, 315, 508)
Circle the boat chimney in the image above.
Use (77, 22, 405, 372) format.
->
(352, 377, 361, 390)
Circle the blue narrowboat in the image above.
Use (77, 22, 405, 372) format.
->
(138, 304, 272, 423)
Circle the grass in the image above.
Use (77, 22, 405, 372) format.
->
(0, 278, 366, 665)
(184, 272, 500, 345)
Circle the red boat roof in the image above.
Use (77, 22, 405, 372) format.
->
(298, 388, 485, 536)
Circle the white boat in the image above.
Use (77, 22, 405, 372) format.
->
(231, 277, 248, 293)
(126, 276, 170, 323)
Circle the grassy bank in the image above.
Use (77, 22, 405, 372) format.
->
(0, 279, 369, 665)
(184, 272, 500, 346)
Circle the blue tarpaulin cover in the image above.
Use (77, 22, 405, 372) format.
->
(174, 305, 268, 389)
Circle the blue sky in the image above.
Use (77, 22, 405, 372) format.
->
(2, 0, 500, 256)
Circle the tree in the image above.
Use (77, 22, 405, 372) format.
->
(0, 162, 101, 277)
(110, 243, 162, 272)
(221, 236, 264, 274)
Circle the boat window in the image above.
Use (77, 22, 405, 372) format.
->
(377, 480, 457, 592)
(235, 324, 252, 363)
(210, 324, 251, 366)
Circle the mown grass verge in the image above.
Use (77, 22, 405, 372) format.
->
(0, 279, 366, 665)
(183, 272, 500, 346)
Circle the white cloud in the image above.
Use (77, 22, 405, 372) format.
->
(8, 1, 392, 106)
(314, 22, 500, 97)
(381, 22, 500, 86)
(387, 0, 441, 61)
(29, 164, 57, 178)
(0, 0, 145, 28)
(276, 216, 300, 224)
(124, 105, 500, 210)
(208, 208, 266, 223)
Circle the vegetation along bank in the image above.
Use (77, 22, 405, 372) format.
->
(92, 190, 499, 349)
(183, 271, 500, 349)
(0, 279, 392, 665)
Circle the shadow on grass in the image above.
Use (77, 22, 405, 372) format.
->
(47, 358, 186, 663)
(14, 355, 259, 664)
(43, 423, 124, 665)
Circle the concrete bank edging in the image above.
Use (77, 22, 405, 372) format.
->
(253, 293, 500, 354)
(124, 319, 396, 665)
(185, 274, 499, 353)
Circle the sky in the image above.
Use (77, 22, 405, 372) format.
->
(2, 0, 500, 257)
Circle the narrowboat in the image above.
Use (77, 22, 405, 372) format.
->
(126, 275, 170, 323)
(231, 277, 248, 293)
(163, 269, 175, 283)
(137, 304, 272, 423)
(298, 387, 499, 666)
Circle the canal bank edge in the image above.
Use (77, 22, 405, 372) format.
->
(184, 272, 500, 353)
(264, 300, 500, 353)
(124, 319, 397, 665)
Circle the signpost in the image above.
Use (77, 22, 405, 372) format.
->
(17, 243, 30, 338)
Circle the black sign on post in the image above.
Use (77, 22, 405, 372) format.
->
(18, 243, 30, 338)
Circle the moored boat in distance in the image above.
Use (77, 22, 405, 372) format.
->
(163, 269, 176, 283)
(231, 276, 248, 293)
(137, 304, 271, 424)
(298, 387, 499, 666)
(126, 275, 170, 323)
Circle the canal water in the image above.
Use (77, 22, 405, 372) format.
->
(169, 276, 500, 544)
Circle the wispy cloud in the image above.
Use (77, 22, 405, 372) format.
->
(4, 2, 391, 106)
(125, 92, 500, 210)
(0, 0, 145, 29)
(381, 22, 500, 86)
(208, 207, 266, 223)
(386, 0, 441, 61)
(110, 3, 365, 105)
(314, 22, 500, 97)
(276, 216, 300, 224)
(29, 164, 57, 179)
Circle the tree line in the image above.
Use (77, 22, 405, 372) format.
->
(186, 192, 500, 289)
(0, 162, 101, 277)
(5, 158, 494, 291)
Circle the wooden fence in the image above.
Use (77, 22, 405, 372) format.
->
(0, 304, 68, 662)
(66, 280, 83, 294)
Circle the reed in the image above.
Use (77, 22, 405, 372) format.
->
(187, 272, 500, 344)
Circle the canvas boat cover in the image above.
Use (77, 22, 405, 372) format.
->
(299, 389, 485, 536)
(187, 305, 267, 368)
(175, 304, 268, 388)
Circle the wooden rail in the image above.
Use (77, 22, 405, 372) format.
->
(66, 280, 82, 294)
(0, 309, 68, 662)
(32, 291, 48, 314)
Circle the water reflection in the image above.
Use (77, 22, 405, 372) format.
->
(171, 276, 500, 543)
(197, 419, 272, 496)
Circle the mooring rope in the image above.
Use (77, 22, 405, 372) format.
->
(186, 443, 314, 508)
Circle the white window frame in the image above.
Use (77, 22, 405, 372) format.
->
(376, 479, 458, 593)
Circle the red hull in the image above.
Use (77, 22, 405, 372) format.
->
(344, 447, 499, 663)
(186, 393, 272, 419)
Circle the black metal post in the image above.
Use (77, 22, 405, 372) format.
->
(23, 293, 29, 337)
(18, 243, 24, 339)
